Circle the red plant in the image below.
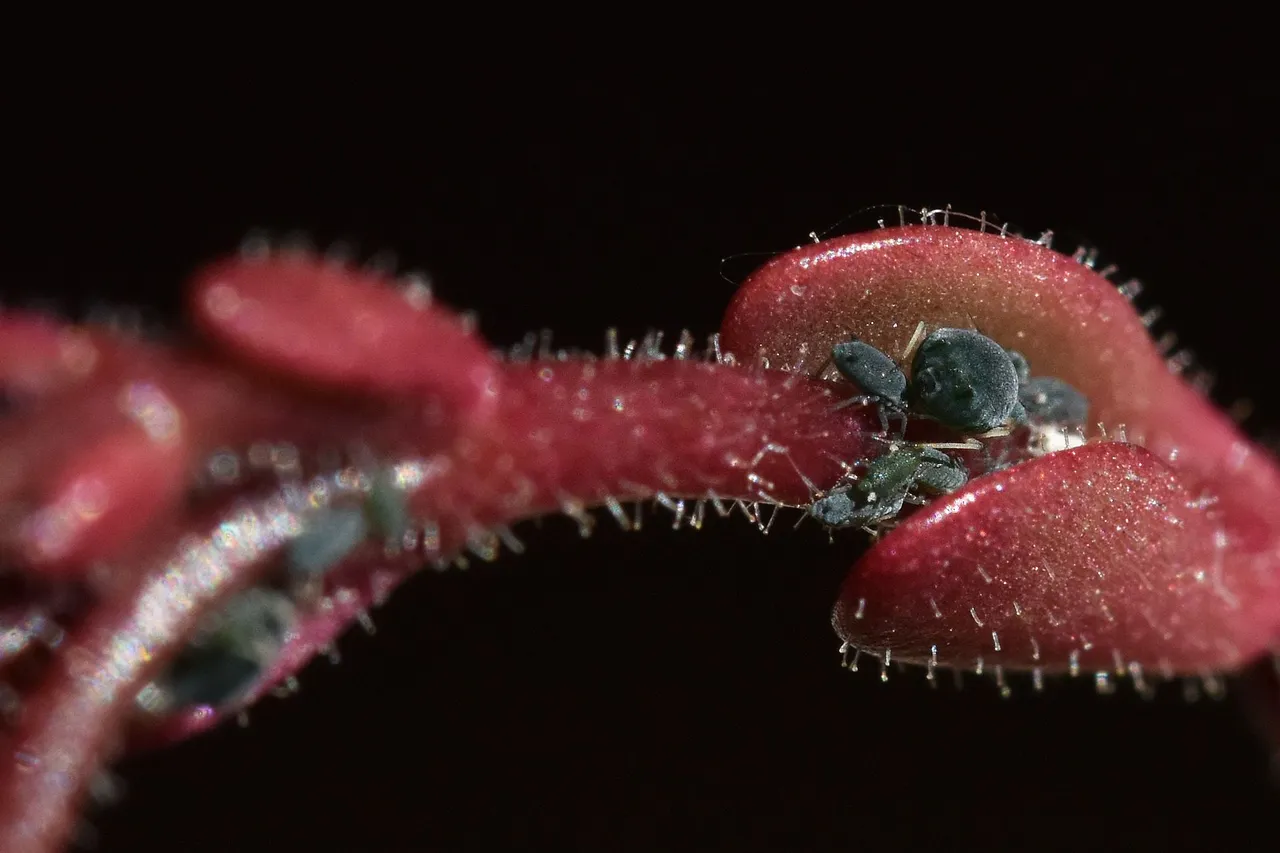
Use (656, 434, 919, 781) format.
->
(1, 216, 1278, 853)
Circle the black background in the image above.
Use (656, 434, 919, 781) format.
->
(5, 52, 1279, 852)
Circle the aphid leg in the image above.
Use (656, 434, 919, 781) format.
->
(886, 403, 909, 440)
(777, 444, 854, 526)
(832, 396, 903, 438)
(779, 454, 821, 499)
(818, 450, 858, 481)
(863, 519, 899, 540)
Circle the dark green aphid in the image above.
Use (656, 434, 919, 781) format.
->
(1019, 376, 1089, 425)
(831, 339, 908, 403)
(1005, 348, 1090, 425)
(287, 507, 370, 576)
(151, 587, 297, 711)
(907, 328, 1026, 433)
(830, 339, 910, 433)
(286, 468, 411, 577)
(809, 444, 967, 529)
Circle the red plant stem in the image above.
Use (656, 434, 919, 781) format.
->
(403, 360, 881, 547)
(0, 354, 877, 853)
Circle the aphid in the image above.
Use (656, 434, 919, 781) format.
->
(141, 587, 297, 713)
(830, 338, 910, 432)
(286, 467, 411, 577)
(906, 328, 1026, 433)
(287, 506, 371, 577)
(808, 442, 968, 530)
(830, 326, 1026, 435)
(1006, 347, 1089, 425)
(1018, 376, 1090, 425)
(364, 467, 411, 542)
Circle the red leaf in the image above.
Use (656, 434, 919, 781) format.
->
(834, 441, 1280, 678)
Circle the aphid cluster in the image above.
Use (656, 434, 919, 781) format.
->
(138, 466, 414, 716)
(808, 324, 1088, 532)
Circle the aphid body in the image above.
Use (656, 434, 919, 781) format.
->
(286, 467, 411, 577)
(906, 328, 1025, 433)
(144, 587, 297, 712)
(809, 444, 968, 530)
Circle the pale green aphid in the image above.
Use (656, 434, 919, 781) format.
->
(287, 468, 410, 576)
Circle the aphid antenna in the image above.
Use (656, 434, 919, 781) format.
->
(867, 434, 981, 453)
(809, 352, 835, 381)
(920, 439, 984, 451)
(782, 342, 813, 387)
(900, 320, 928, 364)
